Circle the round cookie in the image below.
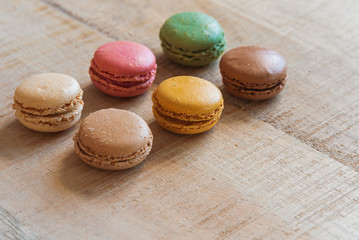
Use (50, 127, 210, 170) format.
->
(152, 76, 224, 134)
(159, 12, 226, 66)
(220, 46, 287, 100)
(89, 41, 157, 97)
(12, 73, 84, 132)
(73, 108, 153, 170)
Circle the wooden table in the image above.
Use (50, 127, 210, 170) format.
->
(1, 0, 359, 239)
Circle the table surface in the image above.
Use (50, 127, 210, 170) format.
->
(1, 0, 359, 239)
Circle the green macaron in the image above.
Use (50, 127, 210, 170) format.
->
(159, 12, 226, 67)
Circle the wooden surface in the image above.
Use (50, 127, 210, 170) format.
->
(1, 0, 359, 239)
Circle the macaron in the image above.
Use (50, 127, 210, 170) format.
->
(89, 41, 157, 97)
(73, 108, 153, 170)
(152, 76, 224, 134)
(159, 12, 226, 67)
(220, 46, 287, 100)
(12, 73, 84, 132)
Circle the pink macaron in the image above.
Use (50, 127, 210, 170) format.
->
(89, 41, 157, 97)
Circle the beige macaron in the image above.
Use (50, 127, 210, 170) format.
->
(12, 73, 84, 132)
(73, 108, 153, 170)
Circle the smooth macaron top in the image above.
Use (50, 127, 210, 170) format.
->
(14, 73, 81, 109)
(160, 12, 225, 51)
(154, 76, 223, 115)
(78, 108, 151, 156)
(93, 41, 156, 76)
(220, 46, 287, 87)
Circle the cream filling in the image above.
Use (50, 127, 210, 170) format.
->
(221, 72, 287, 90)
(153, 106, 220, 130)
(13, 91, 83, 116)
(152, 91, 223, 122)
(160, 37, 226, 62)
(15, 103, 83, 126)
(223, 75, 287, 95)
(74, 133, 153, 166)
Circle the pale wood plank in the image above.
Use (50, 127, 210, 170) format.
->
(43, 0, 359, 171)
(0, 206, 35, 239)
(0, 0, 358, 239)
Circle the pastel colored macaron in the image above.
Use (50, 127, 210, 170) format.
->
(89, 41, 157, 97)
(220, 46, 287, 100)
(159, 12, 226, 67)
(152, 76, 224, 134)
(73, 108, 153, 170)
(12, 73, 84, 132)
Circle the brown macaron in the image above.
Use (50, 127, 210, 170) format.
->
(73, 108, 153, 170)
(220, 46, 287, 100)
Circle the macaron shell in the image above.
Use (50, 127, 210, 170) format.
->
(220, 46, 287, 88)
(93, 41, 156, 76)
(160, 12, 225, 51)
(78, 108, 151, 156)
(154, 76, 223, 115)
(14, 73, 82, 109)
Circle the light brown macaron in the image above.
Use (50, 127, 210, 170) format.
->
(73, 108, 153, 170)
(12, 73, 84, 132)
(220, 46, 287, 100)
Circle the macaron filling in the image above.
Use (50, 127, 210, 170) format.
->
(13, 91, 83, 116)
(15, 106, 83, 126)
(13, 91, 84, 126)
(153, 106, 220, 130)
(160, 36, 226, 64)
(90, 59, 157, 88)
(222, 72, 287, 92)
(152, 91, 223, 122)
(221, 71, 287, 89)
(152, 91, 223, 130)
(223, 78, 287, 97)
(74, 132, 153, 167)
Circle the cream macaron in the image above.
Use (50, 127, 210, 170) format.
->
(12, 73, 84, 132)
(73, 108, 153, 170)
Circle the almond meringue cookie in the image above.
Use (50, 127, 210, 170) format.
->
(12, 73, 84, 132)
(73, 108, 153, 170)
(152, 76, 224, 134)
(89, 41, 157, 97)
(220, 46, 287, 100)
(159, 12, 226, 66)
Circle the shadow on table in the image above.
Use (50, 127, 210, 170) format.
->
(221, 87, 283, 112)
(54, 149, 147, 198)
(0, 119, 70, 161)
(53, 120, 198, 198)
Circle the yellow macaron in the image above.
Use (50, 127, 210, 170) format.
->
(152, 76, 224, 134)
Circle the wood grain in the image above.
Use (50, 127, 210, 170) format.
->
(0, 0, 358, 239)
(43, 0, 359, 171)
